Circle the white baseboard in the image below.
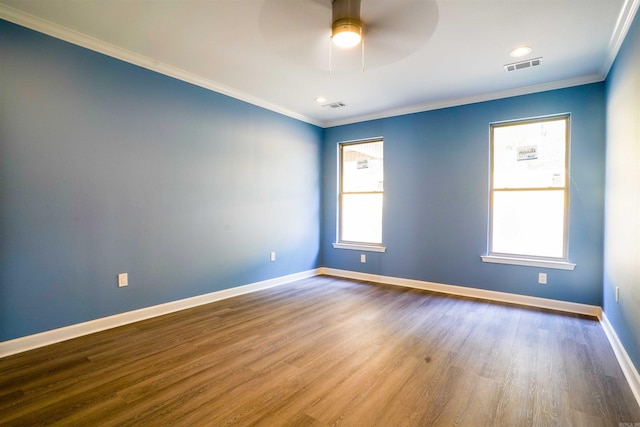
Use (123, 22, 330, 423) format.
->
(319, 268, 602, 318)
(2, 266, 638, 408)
(600, 312, 640, 407)
(320, 268, 640, 407)
(0, 269, 320, 358)
(4, 265, 635, 412)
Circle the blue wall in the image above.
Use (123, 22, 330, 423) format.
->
(322, 84, 606, 306)
(604, 10, 640, 372)
(0, 20, 322, 341)
(0, 15, 623, 345)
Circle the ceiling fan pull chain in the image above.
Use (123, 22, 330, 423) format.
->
(329, 37, 333, 75)
(361, 36, 365, 72)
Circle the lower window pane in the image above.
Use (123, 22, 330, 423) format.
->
(342, 194, 383, 244)
(492, 190, 565, 258)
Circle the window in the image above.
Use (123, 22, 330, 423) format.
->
(333, 139, 385, 251)
(483, 115, 575, 270)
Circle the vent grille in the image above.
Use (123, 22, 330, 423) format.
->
(504, 57, 542, 72)
(323, 101, 346, 109)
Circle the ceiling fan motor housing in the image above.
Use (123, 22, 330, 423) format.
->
(332, 0, 363, 36)
(332, 18, 363, 38)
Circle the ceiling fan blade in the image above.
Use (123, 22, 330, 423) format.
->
(363, 0, 439, 67)
(259, 0, 331, 69)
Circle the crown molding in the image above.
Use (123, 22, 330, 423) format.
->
(600, 0, 640, 77)
(323, 73, 605, 128)
(2, 0, 636, 129)
(0, 4, 323, 128)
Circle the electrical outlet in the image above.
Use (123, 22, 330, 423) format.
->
(538, 272, 547, 285)
(118, 273, 128, 288)
(616, 286, 620, 302)
(360, 254, 366, 263)
(270, 252, 276, 262)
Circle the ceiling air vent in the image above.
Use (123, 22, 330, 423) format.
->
(323, 101, 347, 109)
(504, 57, 542, 72)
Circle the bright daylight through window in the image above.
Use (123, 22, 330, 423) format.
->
(337, 139, 384, 249)
(487, 115, 571, 266)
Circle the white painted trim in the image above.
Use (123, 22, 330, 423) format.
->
(2, 1, 634, 130)
(6, 264, 637, 409)
(0, 4, 323, 128)
(0, 269, 320, 358)
(319, 267, 601, 318)
(600, 312, 640, 407)
(481, 255, 576, 270)
(601, 0, 640, 77)
(323, 74, 604, 128)
(320, 268, 640, 408)
(332, 243, 387, 252)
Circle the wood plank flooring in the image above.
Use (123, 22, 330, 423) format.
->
(1, 275, 639, 426)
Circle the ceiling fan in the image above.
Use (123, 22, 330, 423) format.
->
(259, 0, 439, 72)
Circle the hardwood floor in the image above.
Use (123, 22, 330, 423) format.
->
(1, 275, 639, 426)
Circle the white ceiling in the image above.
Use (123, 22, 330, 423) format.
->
(1, 0, 638, 127)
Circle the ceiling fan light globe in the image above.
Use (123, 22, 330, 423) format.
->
(332, 19, 362, 48)
(333, 31, 361, 48)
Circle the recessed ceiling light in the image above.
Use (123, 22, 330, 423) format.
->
(509, 46, 532, 58)
(315, 96, 327, 103)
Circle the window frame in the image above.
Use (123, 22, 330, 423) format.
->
(482, 114, 576, 270)
(332, 138, 386, 253)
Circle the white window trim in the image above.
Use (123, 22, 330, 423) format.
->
(481, 255, 575, 270)
(485, 114, 574, 269)
(336, 138, 385, 248)
(332, 242, 387, 252)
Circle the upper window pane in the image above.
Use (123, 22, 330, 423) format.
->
(493, 118, 567, 189)
(342, 141, 384, 193)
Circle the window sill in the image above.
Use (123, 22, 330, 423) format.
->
(333, 243, 387, 253)
(481, 255, 576, 270)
